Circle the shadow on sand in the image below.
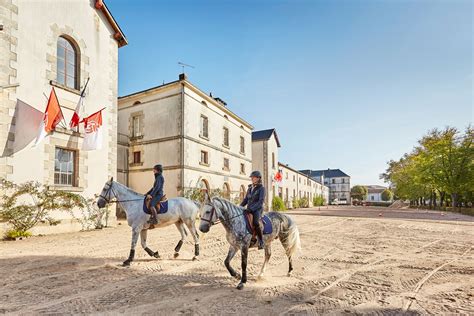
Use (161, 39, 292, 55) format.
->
(0, 255, 421, 315)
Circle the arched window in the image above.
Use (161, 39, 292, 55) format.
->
(57, 36, 79, 89)
(223, 182, 231, 200)
(200, 179, 211, 193)
(240, 185, 246, 200)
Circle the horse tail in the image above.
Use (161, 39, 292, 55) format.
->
(277, 213, 301, 259)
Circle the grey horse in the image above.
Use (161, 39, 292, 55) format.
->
(199, 196, 301, 290)
(97, 178, 200, 266)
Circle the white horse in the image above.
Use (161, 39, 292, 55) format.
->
(97, 178, 200, 266)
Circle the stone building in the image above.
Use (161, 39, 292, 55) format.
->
(117, 74, 253, 202)
(251, 128, 329, 209)
(0, 0, 126, 234)
(300, 169, 351, 204)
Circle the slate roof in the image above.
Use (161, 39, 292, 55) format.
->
(299, 169, 350, 178)
(252, 129, 281, 147)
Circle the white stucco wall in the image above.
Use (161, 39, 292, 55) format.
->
(0, 0, 122, 235)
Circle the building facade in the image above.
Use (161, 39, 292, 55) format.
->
(278, 163, 329, 209)
(365, 185, 391, 202)
(117, 74, 253, 203)
(0, 0, 126, 234)
(251, 129, 329, 209)
(301, 169, 351, 204)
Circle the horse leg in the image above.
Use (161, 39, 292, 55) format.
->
(173, 222, 187, 258)
(123, 228, 140, 266)
(184, 220, 200, 260)
(141, 229, 160, 259)
(258, 244, 272, 279)
(224, 245, 240, 279)
(237, 244, 249, 290)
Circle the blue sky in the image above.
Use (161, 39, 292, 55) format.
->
(108, 0, 473, 186)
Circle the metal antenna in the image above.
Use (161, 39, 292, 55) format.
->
(178, 61, 195, 74)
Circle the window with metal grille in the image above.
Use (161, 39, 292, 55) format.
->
(54, 148, 76, 186)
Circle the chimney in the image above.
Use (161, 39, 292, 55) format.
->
(179, 73, 187, 81)
(213, 97, 227, 107)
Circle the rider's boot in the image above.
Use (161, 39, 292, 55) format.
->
(256, 225, 264, 250)
(148, 206, 159, 225)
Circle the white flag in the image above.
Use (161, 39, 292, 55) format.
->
(82, 109, 103, 151)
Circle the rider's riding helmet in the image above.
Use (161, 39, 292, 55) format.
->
(153, 164, 163, 173)
(249, 170, 262, 178)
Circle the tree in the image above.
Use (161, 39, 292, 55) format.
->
(351, 185, 368, 201)
(381, 189, 393, 201)
(382, 126, 473, 208)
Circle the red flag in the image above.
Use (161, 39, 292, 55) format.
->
(69, 95, 84, 129)
(35, 88, 63, 145)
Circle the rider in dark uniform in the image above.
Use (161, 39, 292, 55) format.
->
(240, 170, 266, 249)
(146, 164, 164, 225)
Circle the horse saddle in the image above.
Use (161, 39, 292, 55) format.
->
(143, 195, 168, 214)
(244, 213, 273, 237)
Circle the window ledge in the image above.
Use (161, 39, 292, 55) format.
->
(48, 185, 84, 192)
(199, 162, 210, 167)
(55, 127, 84, 138)
(222, 167, 230, 172)
(50, 80, 81, 96)
(239, 151, 245, 155)
(130, 135, 144, 141)
(222, 144, 230, 149)
(130, 162, 144, 167)
(199, 135, 209, 141)
(240, 171, 246, 175)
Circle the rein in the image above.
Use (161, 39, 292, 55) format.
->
(99, 182, 144, 204)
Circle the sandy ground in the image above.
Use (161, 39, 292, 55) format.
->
(1, 209, 473, 315)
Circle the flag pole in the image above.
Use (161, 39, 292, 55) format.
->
(75, 77, 90, 132)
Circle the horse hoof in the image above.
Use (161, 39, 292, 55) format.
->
(287, 272, 292, 277)
(153, 252, 161, 259)
(192, 256, 199, 261)
(173, 252, 179, 258)
(236, 283, 244, 290)
(122, 261, 131, 267)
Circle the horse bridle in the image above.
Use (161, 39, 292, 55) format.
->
(99, 181, 143, 205)
(200, 202, 220, 225)
(200, 201, 246, 226)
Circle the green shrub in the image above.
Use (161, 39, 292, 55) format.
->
(5, 229, 32, 239)
(381, 189, 393, 201)
(292, 197, 300, 208)
(0, 178, 84, 238)
(271, 196, 286, 211)
(299, 197, 309, 208)
(313, 194, 326, 206)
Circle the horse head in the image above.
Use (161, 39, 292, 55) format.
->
(199, 193, 221, 233)
(97, 177, 114, 208)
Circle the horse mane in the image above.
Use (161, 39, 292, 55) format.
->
(113, 180, 144, 197)
(213, 197, 243, 217)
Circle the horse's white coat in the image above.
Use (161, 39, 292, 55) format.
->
(97, 179, 200, 265)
